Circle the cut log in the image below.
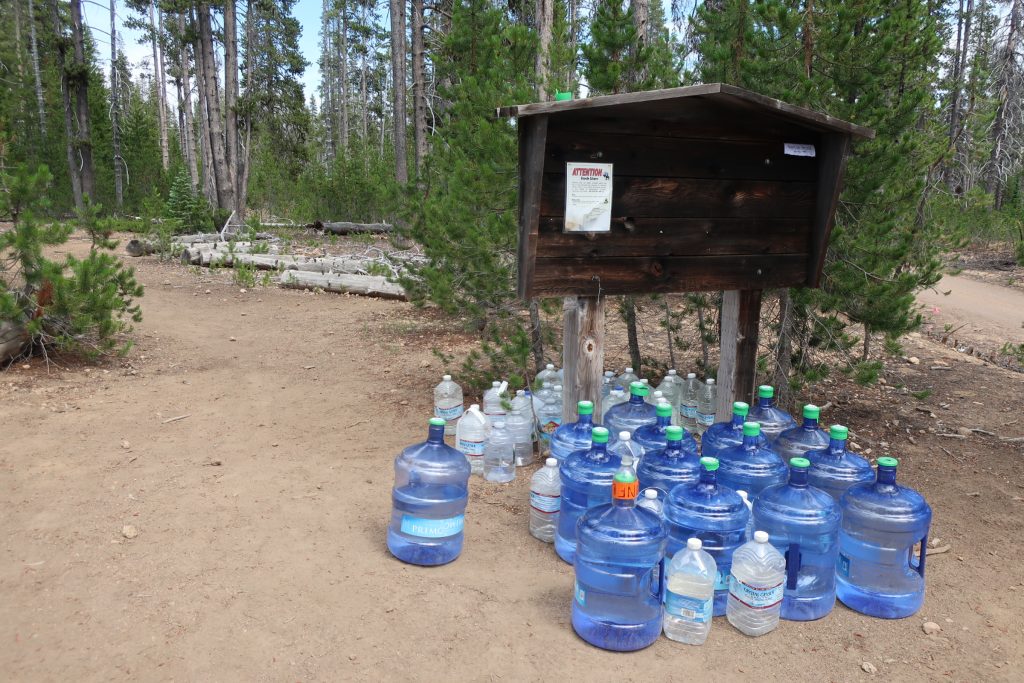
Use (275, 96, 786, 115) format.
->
(277, 271, 406, 300)
(0, 320, 29, 364)
(201, 252, 369, 274)
(311, 221, 393, 235)
(180, 242, 277, 264)
(170, 232, 274, 244)
(125, 239, 155, 257)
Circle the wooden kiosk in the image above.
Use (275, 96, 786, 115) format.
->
(498, 83, 874, 421)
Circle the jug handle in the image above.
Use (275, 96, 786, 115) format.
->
(650, 558, 665, 602)
(913, 534, 928, 578)
(785, 543, 801, 591)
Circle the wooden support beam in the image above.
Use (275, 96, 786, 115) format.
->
(716, 289, 763, 421)
(562, 296, 605, 424)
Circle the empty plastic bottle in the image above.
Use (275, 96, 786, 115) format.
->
(610, 431, 645, 468)
(737, 490, 754, 541)
(727, 531, 785, 636)
(636, 426, 701, 499)
(717, 422, 787, 498)
(483, 420, 515, 483)
(605, 381, 658, 437)
(506, 408, 534, 467)
(679, 372, 700, 430)
(536, 391, 563, 455)
(601, 370, 616, 399)
(483, 380, 508, 421)
(513, 388, 538, 452)
(655, 369, 681, 408)
(753, 457, 841, 621)
(455, 404, 489, 475)
(529, 457, 561, 542)
(604, 388, 627, 412)
(555, 427, 619, 564)
(387, 418, 471, 566)
(617, 367, 640, 390)
(644, 388, 664, 406)
(532, 381, 553, 415)
(694, 379, 718, 435)
(536, 363, 559, 390)
(806, 425, 874, 501)
(747, 385, 796, 443)
(702, 401, 767, 458)
(774, 404, 830, 460)
(550, 400, 595, 464)
(664, 538, 717, 645)
(837, 457, 932, 619)
(637, 488, 663, 517)
(572, 457, 666, 651)
(663, 457, 749, 615)
(634, 402, 697, 454)
(433, 375, 464, 435)
(551, 384, 564, 407)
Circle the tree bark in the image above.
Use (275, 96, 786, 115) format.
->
(177, 12, 199, 189)
(802, 0, 814, 79)
(197, 3, 235, 210)
(52, 0, 84, 210)
(237, 0, 255, 219)
(389, 0, 408, 183)
(340, 6, 350, 152)
(28, 0, 47, 136)
(224, 0, 240, 211)
(110, 0, 123, 208)
(69, 0, 95, 201)
(622, 296, 642, 375)
(411, 0, 427, 173)
(948, 0, 974, 177)
(321, 0, 336, 159)
(278, 271, 407, 300)
(987, 0, 1022, 208)
(151, 3, 169, 171)
(632, 0, 649, 85)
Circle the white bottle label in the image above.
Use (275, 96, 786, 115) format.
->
(400, 514, 465, 538)
(665, 590, 713, 624)
(457, 438, 485, 456)
(729, 575, 783, 609)
(435, 404, 464, 420)
(530, 491, 560, 514)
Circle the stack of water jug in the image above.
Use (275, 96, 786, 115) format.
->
(388, 368, 933, 651)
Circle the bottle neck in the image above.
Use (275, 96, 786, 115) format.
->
(578, 413, 593, 426)
(742, 433, 760, 449)
(656, 414, 671, 428)
(699, 469, 717, 486)
(731, 412, 745, 428)
(427, 425, 446, 443)
(789, 468, 809, 488)
(590, 442, 608, 458)
(827, 437, 846, 457)
(803, 417, 819, 430)
(877, 466, 897, 486)
(664, 441, 684, 458)
(759, 396, 775, 409)
(613, 496, 636, 509)
(629, 393, 645, 405)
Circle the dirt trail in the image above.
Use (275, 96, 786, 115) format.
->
(918, 275, 1024, 347)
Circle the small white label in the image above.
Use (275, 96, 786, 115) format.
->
(435, 404, 464, 421)
(697, 411, 715, 427)
(784, 143, 816, 157)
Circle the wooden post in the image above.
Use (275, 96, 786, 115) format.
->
(562, 296, 605, 423)
(715, 289, 763, 421)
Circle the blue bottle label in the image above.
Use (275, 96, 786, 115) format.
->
(400, 514, 465, 538)
(665, 590, 713, 624)
(697, 411, 715, 426)
(838, 553, 851, 578)
(435, 404, 464, 420)
(457, 437, 485, 456)
(714, 569, 730, 592)
(729, 575, 783, 609)
(574, 580, 586, 606)
(682, 405, 697, 419)
(530, 491, 560, 514)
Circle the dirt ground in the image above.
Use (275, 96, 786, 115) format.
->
(2, 233, 1023, 682)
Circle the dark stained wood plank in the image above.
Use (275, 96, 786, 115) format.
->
(808, 132, 850, 287)
(499, 83, 722, 118)
(516, 115, 548, 299)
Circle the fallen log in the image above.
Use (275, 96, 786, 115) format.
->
(125, 239, 156, 257)
(201, 252, 369, 274)
(311, 221, 393, 235)
(0, 320, 29, 365)
(171, 232, 274, 244)
(180, 242, 278, 264)
(277, 270, 406, 300)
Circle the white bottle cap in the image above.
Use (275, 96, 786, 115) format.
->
(554, 384, 563, 391)
(442, 374, 451, 381)
(546, 363, 555, 370)
(707, 378, 716, 385)
(542, 382, 551, 388)
(516, 389, 525, 396)
(545, 457, 558, 467)
(644, 489, 658, 500)
(753, 530, 769, 543)
(469, 403, 480, 411)
(668, 369, 677, 376)
(625, 367, 633, 373)
(687, 372, 696, 379)
(653, 390, 663, 399)
(687, 537, 702, 551)
(492, 380, 501, 387)
(641, 379, 650, 385)
(604, 370, 614, 377)
(619, 431, 631, 441)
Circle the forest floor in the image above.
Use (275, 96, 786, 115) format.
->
(1, 232, 1022, 681)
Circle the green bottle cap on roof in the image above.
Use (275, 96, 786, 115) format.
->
(630, 381, 648, 397)
(733, 401, 750, 416)
(758, 385, 774, 398)
(742, 421, 761, 437)
(790, 457, 810, 469)
(591, 426, 609, 444)
(577, 400, 594, 415)
(803, 404, 820, 419)
(666, 425, 684, 441)
(700, 456, 719, 472)
(877, 456, 898, 468)
(554, 91, 572, 101)
(830, 424, 849, 440)
(656, 403, 673, 417)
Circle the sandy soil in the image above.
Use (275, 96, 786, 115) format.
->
(919, 274, 1024, 347)
(2, 234, 1023, 681)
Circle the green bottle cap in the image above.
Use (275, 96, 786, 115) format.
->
(629, 381, 648, 397)
(577, 401, 594, 415)
(790, 457, 810, 469)
(591, 427, 609, 444)
(742, 421, 761, 437)
(700, 456, 719, 472)
(830, 424, 849, 440)
(733, 401, 749, 417)
(877, 456, 898, 468)
(666, 426, 684, 441)
(803, 404, 820, 419)
(429, 417, 446, 427)
(758, 385, 774, 398)
(554, 91, 572, 101)
(656, 403, 673, 417)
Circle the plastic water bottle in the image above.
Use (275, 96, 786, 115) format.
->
(717, 422, 787, 497)
(617, 367, 639, 390)
(655, 369, 681, 407)
(601, 370, 616, 399)
(551, 383, 563, 409)
(736, 490, 754, 541)
(532, 381, 553, 415)
(609, 431, 644, 468)
(747, 385, 796, 443)
(774, 404, 830, 460)
(433, 375, 464, 435)
(837, 457, 932, 618)
(512, 389, 538, 453)
(805, 425, 874, 501)
(637, 488, 663, 517)
(535, 363, 559, 390)
(387, 418, 471, 566)
(633, 402, 694, 454)
(529, 457, 561, 542)
(679, 372, 700, 430)
(753, 457, 841, 621)
(702, 401, 768, 457)
(636, 425, 701, 499)
(604, 388, 626, 412)
(555, 426, 618, 564)
(664, 456, 749, 616)
(483, 380, 508, 421)
(694, 378, 717, 435)
(550, 400, 594, 464)
(664, 538, 717, 645)
(455, 404, 489, 475)
(727, 531, 785, 636)
(506, 408, 534, 467)
(572, 456, 666, 651)
(604, 381, 657, 437)
(483, 420, 515, 483)
(536, 391, 562, 455)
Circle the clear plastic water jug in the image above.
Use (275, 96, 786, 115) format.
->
(555, 427, 619, 564)
(717, 421, 787, 498)
(727, 531, 785, 636)
(433, 375, 464, 435)
(604, 381, 657, 437)
(679, 372, 700, 430)
(636, 425, 701, 499)
(530, 457, 561, 542)
(747, 385, 795, 443)
(694, 378, 717, 435)
(805, 425, 874, 501)
(549, 400, 595, 464)
(773, 404, 830, 460)
(663, 537, 716, 645)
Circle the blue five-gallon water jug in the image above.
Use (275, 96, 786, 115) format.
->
(550, 400, 595, 464)
(636, 425, 701, 499)
(387, 417, 472, 566)
(837, 457, 932, 618)
(747, 385, 796, 443)
(604, 381, 658, 437)
(752, 457, 841, 621)
(806, 425, 875, 501)
(572, 460, 666, 651)
(556, 427, 619, 564)
(773, 404, 830, 460)
(633, 402, 695, 454)
(717, 422, 787, 498)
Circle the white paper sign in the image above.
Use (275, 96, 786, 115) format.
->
(784, 143, 816, 157)
(564, 162, 613, 233)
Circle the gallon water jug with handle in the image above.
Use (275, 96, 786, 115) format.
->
(806, 425, 874, 501)
(572, 458, 666, 651)
(483, 380, 508, 421)
(663, 456, 749, 616)
(747, 385, 796, 443)
(604, 381, 657, 437)
(837, 457, 932, 618)
(455, 404, 489, 476)
(636, 426, 701, 499)
(773, 404, 830, 460)
(535, 363, 559, 390)
(617, 367, 640, 390)
(555, 427, 619, 564)
(634, 402, 696, 454)
(387, 418, 472, 566)
(752, 457, 841, 621)
(663, 537, 716, 645)
(727, 531, 785, 637)
(433, 375, 464, 435)
(701, 401, 766, 457)
(717, 422, 787, 498)
(529, 457, 561, 542)
(550, 400, 595, 464)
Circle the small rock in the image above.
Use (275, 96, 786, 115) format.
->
(399, 400, 410, 406)
(348, 655, 357, 662)
(908, 356, 920, 365)
(922, 621, 941, 635)
(121, 440, 131, 450)
(928, 537, 942, 548)
(205, 289, 211, 294)
(121, 524, 138, 539)
(229, 336, 237, 342)
(162, 280, 171, 285)
(850, 441, 861, 450)
(861, 662, 877, 674)
(419, 360, 431, 368)
(956, 427, 972, 437)
(271, 442, 279, 448)
(21, 364, 30, 370)
(908, 435, 917, 445)
(239, 288, 247, 294)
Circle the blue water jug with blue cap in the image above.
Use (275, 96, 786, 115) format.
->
(806, 424, 874, 501)
(550, 400, 595, 464)
(387, 417, 472, 566)
(773, 404, 830, 460)
(747, 385, 796, 443)
(837, 457, 932, 618)
(636, 425, 701, 498)
(604, 381, 657, 437)
(556, 427, 619, 564)
(717, 421, 787, 498)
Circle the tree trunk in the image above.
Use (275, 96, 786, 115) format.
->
(52, 0, 83, 210)
(28, 0, 47, 136)
(632, 0, 649, 85)
(197, 3, 235, 211)
(237, 0, 255, 219)
(192, 8, 217, 204)
(151, 3, 169, 172)
(360, 31, 369, 142)
(110, 0, 123, 208)
(321, 0, 336, 159)
(774, 289, 794, 389)
(987, 0, 1022, 209)
(224, 0, 240, 211)
(411, 0, 427, 173)
(177, 13, 199, 189)
(340, 6, 350, 152)
(802, 0, 814, 79)
(69, 0, 95, 201)
(622, 296, 642, 375)
(389, 0, 408, 183)
(949, 0, 974, 179)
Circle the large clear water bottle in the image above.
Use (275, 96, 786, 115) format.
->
(633, 402, 695, 454)
(609, 431, 644, 468)
(532, 381, 553, 416)
(655, 369, 681, 407)
(572, 457, 666, 651)
(529, 457, 561, 542)
(727, 531, 785, 636)
(837, 457, 932, 618)
(506, 408, 534, 467)
(679, 372, 700, 430)
(455, 404, 489, 475)
(694, 378, 717, 435)
(512, 388, 538, 454)
(664, 538, 717, 645)
(637, 425, 701, 499)
(806, 425, 874, 501)
(535, 363, 559, 390)
(617, 367, 640, 390)
(536, 390, 563, 455)
(664, 456, 749, 616)
(717, 422, 787, 498)
(483, 420, 515, 483)
(747, 385, 796, 443)
(483, 380, 508, 421)
(774, 404, 830, 460)
(637, 488, 663, 517)
(433, 375, 464, 435)
(702, 401, 768, 457)
(753, 457, 841, 621)
(601, 370, 616, 399)
(387, 418, 471, 566)
(550, 400, 595, 464)
(555, 426, 619, 564)
(605, 381, 657, 437)
(604, 388, 627, 412)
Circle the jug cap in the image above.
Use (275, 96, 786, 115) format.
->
(545, 457, 557, 467)
(753, 530, 770, 543)
(877, 456, 898, 468)
(758, 385, 774, 398)
(687, 372, 696, 379)
(790, 457, 811, 469)
(577, 400, 594, 415)
(742, 421, 761, 437)
(687, 538, 702, 551)
(592, 427, 610, 444)
(829, 424, 849, 440)
(803, 404, 820, 419)
(733, 401, 749, 416)
(699, 456, 719, 471)
(546, 363, 555, 370)
(629, 381, 648, 396)
(442, 374, 452, 381)
(644, 489, 658, 500)
(429, 417, 446, 427)
(666, 426, 684, 441)
(656, 403, 672, 417)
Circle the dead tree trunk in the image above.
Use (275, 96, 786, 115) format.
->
(197, 2, 235, 211)
(110, 0, 123, 209)
(224, 0, 240, 211)
(340, 5, 350, 152)
(28, 0, 47, 136)
(411, 0, 427, 173)
(177, 12, 199, 189)
(237, 0, 255, 219)
(151, 3, 169, 172)
(389, 0, 408, 183)
(191, 7, 216, 202)
(69, 0, 95, 201)
(52, 0, 83, 210)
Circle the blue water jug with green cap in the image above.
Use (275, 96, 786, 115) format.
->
(556, 426, 620, 564)
(806, 425, 875, 501)
(572, 457, 666, 651)
(774, 404, 830, 460)
(387, 417, 472, 566)
(604, 381, 658, 437)
(701, 401, 770, 457)
(663, 456, 749, 615)
(752, 457, 841, 621)
(550, 400, 595, 464)
(636, 425, 701, 498)
(633, 402, 696, 454)
(837, 457, 932, 618)
(716, 421, 787, 498)
(747, 385, 796, 443)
